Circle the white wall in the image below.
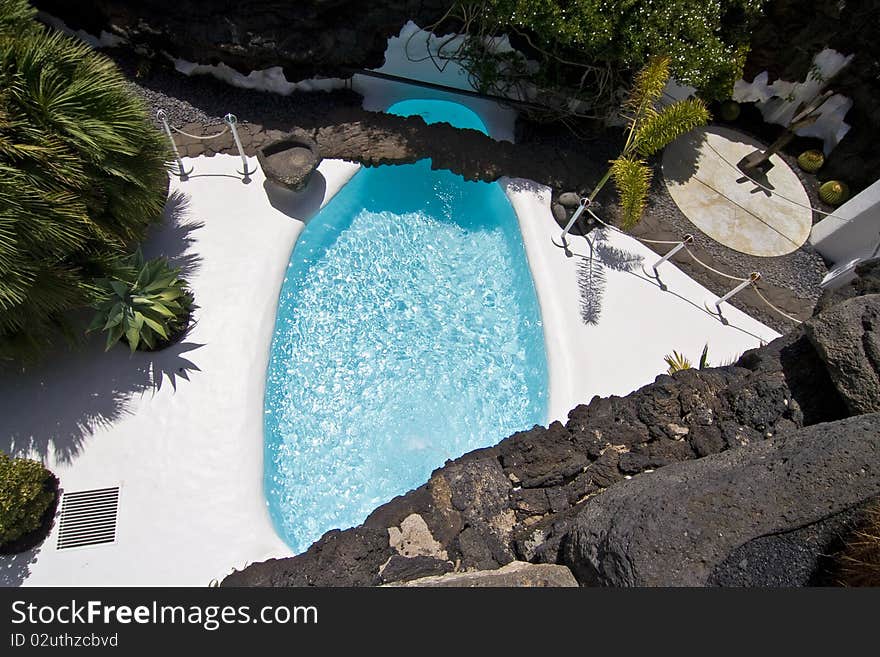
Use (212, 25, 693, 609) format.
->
(810, 178, 880, 264)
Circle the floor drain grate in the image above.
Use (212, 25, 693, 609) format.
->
(56, 486, 120, 550)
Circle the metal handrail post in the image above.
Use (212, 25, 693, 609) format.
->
(652, 234, 694, 276)
(224, 113, 256, 183)
(560, 197, 590, 243)
(157, 109, 192, 179)
(715, 272, 761, 314)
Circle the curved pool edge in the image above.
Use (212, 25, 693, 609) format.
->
(247, 157, 362, 564)
(499, 178, 580, 425)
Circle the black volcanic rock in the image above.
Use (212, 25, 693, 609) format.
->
(562, 414, 880, 586)
(33, 0, 455, 81)
(805, 295, 880, 414)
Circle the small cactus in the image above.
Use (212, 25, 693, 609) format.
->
(819, 180, 849, 206)
(718, 100, 741, 122)
(797, 149, 825, 173)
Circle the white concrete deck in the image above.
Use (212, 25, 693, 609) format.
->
(501, 178, 780, 423)
(1, 155, 778, 587)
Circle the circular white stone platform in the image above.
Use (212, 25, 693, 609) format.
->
(662, 126, 812, 257)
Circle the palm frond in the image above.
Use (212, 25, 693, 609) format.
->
(0, 13, 171, 361)
(610, 157, 652, 230)
(626, 55, 670, 114)
(634, 98, 710, 157)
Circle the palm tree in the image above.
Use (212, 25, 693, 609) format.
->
(0, 0, 169, 361)
(564, 56, 710, 235)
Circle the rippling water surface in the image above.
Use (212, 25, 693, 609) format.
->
(264, 100, 547, 552)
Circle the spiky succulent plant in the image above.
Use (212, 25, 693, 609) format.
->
(89, 251, 193, 352)
(797, 149, 825, 173)
(819, 180, 849, 206)
(588, 56, 710, 230)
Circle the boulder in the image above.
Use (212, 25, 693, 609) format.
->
(222, 526, 393, 587)
(562, 414, 880, 586)
(558, 192, 582, 208)
(805, 294, 880, 414)
(257, 131, 321, 192)
(386, 561, 578, 587)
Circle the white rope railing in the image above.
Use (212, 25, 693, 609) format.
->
(156, 109, 255, 183)
(169, 124, 230, 140)
(566, 205, 804, 325)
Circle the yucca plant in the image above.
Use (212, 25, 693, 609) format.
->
(0, 0, 169, 362)
(89, 250, 193, 353)
(590, 56, 710, 229)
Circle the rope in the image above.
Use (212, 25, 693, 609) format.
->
(752, 284, 804, 325)
(681, 244, 749, 282)
(169, 124, 230, 140)
(701, 139, 845, 221)
(586, 209, 682, 245)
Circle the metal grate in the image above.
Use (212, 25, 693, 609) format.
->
(56, 487, 119, 550)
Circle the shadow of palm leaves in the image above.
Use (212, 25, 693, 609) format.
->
(577, 228, 645, 325)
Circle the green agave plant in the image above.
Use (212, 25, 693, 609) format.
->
(89, 251, 193, 353)
(591, 56, 710, 229)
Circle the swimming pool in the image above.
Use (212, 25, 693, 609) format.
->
(264, 99, 548, 552)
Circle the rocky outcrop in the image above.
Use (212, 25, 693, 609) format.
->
(561, 414, 880, 586)
(805, 295, 880, 415)
(386, 561, 578, 587)
(32, 0, 454, 81)
(222, 262, 880, 588)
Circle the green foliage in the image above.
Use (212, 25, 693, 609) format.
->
(665, 344, 710, 374)
(718, 100, 741, 122)
(89, 250, 192, 353)
(664, 350, 692, 374)
(0, 451, 54, 547)
(634, 98, 710, 157)
(610, 157, 652, 230)
(797, 149, 825, 173)
(626, 55, 672, 114)
(819, 180, 849, 206)
(445, 0, 764, 118)
(698, 343, 710, 370)
(588, 57, 709, 229)
(0, 1, 169, 361)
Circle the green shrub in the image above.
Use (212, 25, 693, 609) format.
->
(819, 180, 849, 206)
(718, 100, 741, 122)
(797, 149, 825, 173)
(0, 452, 55, 547)
(0, 0, 169, 361)
(435, 0, 764, 120)
(90, 250, 193, 352)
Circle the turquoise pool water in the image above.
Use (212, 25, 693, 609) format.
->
(264, 99, 548, 552)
